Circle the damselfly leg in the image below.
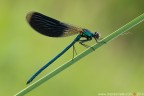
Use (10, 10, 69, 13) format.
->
(72, 45, 78, 58)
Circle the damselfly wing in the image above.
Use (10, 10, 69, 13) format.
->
(26, 12, 83, 37)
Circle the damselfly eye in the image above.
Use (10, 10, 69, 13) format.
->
(94, 32, 100, 39)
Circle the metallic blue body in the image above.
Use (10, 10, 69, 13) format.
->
(26, 12, 100, 84)
(27, 30, 95, 84)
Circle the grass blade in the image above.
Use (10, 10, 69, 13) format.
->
(15, 13, 144, 96)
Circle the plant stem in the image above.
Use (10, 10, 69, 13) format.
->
(15, 13, 144, 96)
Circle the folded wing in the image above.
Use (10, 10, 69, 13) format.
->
(26, 12, 83, 37)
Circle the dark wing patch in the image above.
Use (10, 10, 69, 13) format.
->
(26, 12, 67, 37)
(26, 12, 83, 37)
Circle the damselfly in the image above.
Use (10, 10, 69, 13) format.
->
(26, 12, 100, 84)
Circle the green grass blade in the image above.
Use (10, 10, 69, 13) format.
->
(15, 13, 144, 96)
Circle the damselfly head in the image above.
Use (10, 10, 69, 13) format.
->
(93, 32, 100, 40)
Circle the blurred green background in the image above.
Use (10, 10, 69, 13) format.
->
(0, 0, 144, 96)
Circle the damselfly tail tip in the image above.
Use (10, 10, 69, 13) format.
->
(26, 11, 36, 23)
(26, 79, 32, 84)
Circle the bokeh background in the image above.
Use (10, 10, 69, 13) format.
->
(0, 0, 144, 96)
